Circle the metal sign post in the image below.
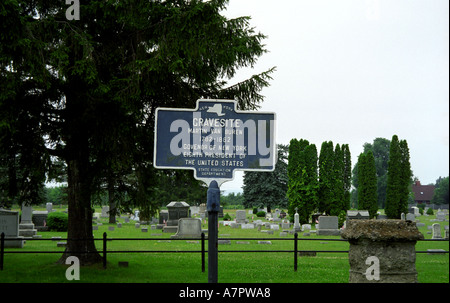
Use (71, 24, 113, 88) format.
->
(154, 99, 276, 283)
(206, 180, 220, 283)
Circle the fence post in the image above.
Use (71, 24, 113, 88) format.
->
(294, 232, 298, 272)
(1, 232, 4, 271)
(103, 232, 107, 269)
(201, 232, 205, 273)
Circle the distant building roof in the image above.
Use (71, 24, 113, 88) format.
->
(411, 180, 435, 202)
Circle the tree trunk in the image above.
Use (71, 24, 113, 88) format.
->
(58, 135, 102, 265)
(56, 31, 103, 265)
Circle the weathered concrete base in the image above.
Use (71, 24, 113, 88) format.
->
(347, 239, 418, 283)
(341, 219, 424, 283)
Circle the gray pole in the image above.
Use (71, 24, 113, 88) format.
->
(206, 180, 220, 283)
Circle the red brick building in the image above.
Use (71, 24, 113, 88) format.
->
(411, 180, 435, 205)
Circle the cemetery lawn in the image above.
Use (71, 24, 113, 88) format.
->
(0, 208, 448, 283)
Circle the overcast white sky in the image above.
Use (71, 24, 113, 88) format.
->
(220, 0, 449, 193)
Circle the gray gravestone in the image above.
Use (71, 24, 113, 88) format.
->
(0, 209, 24, 248)
(171, 218, 202, 239)
(241, 223, 255, 229)
(32, 210, 49, 231)
(436, 211, 446, 221)
(19, 204, 37, 238)
(166, 201, 190, 226)
(317, 216, 340, 236)
(101, 206, 109, 218)
(46, 203, 53, 213)
(235, 210, 246, 223)
(347, 210, 370, 220)
(406, 213, 415, 221)
(159, 210, 169, 224)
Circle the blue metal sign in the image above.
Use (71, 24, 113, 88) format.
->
(154, 99, 276, 186)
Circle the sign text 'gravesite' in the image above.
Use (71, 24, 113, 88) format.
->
(154, 99, 276, 185)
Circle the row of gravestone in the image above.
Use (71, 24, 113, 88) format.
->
(0, 205, 62, 248)
(93, 206, 450, 241)
(4, 204, 448, 249)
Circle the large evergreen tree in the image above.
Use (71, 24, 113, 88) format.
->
(342, 144, 352, 211)
(0, 0, 273, 264)
(385, 135, 412, 219)
(287, 139, 318, 224)
(363, 138, 390, 208)
(357, 151, 378, 218)
(318, 141, 335, 215)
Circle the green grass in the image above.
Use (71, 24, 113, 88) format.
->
(0, 208, 448, 283)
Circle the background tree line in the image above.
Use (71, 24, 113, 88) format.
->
(242, 134, 444, 223)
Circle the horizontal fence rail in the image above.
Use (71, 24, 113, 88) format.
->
(1, 232, 448, 272)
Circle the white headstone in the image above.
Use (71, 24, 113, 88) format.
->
(432, 223, 442, 239)
(281, 221, 290, 229)
(190, 206, 200, 216)
(294, 213, 300, 229)
(270, 224, 279, 230)
(302, 224, 312, 231)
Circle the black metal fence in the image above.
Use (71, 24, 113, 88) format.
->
(1, 232, 448, 272)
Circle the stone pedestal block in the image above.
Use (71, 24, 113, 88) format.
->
(341, 219, 423, 283)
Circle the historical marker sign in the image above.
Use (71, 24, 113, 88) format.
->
(154, 99, 276, 186)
